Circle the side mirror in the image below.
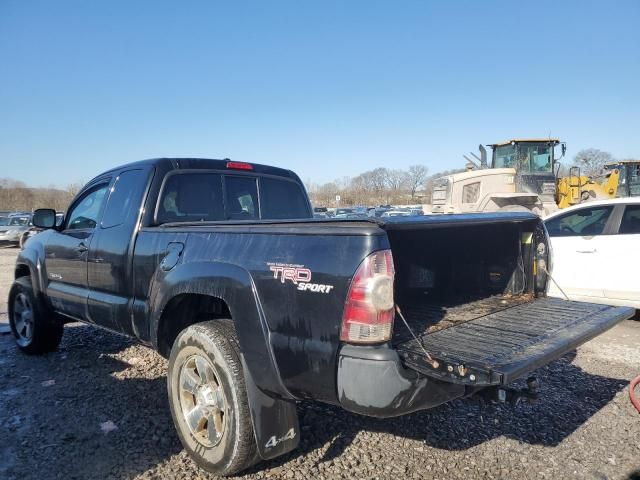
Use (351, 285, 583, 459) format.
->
(32, 209, 58, 229)
(561, 143, 567, 158)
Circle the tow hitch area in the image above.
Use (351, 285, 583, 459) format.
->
(476, 377, 541, 407)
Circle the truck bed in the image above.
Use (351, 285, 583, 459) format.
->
(395, 297, 633, 386)
(392, 294, 534, 340)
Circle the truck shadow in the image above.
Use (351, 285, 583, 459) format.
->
(258, 350, 628, 470)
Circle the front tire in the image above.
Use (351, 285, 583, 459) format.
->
(8, 277, 63, 354)
(167, 320, 257, 476)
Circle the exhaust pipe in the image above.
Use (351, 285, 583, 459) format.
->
(479, 145, 488, 169)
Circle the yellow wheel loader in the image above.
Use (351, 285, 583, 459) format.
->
(556, 160, 640, 209)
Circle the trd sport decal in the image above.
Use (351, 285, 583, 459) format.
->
(267, 262, 334, 294)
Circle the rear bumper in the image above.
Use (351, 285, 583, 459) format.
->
(336, 345, 465, 418)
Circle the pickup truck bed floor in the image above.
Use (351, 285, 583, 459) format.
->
(393, 294, 534, 343)
(395, 297, 632, 387)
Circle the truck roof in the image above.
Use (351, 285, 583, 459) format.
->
(95, 158, 300, 181)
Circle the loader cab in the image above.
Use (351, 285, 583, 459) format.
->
(606, 161, 640, 198)
(490, 139, 563, 203)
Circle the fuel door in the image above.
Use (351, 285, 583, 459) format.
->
(161, 242, 184, 271)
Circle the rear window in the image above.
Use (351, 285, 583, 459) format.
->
(261, 177, 310, 219)
(225, 176, 258, 220)
(156, 172, 309, 223)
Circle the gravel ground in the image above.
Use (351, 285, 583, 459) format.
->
(0, 247, 639, 480)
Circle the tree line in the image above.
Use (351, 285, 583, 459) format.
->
(0, 178, 82, 213)
(305, 165, 465, 207)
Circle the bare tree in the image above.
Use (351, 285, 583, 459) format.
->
(66, 182, 83, 198)
(423, 168, 466, 199)
(308, 164, 437, 208)
(573, 148, 614, 177)
(406, 165, 429, 201)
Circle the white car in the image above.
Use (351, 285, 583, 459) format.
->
(544, 197, 640, 309)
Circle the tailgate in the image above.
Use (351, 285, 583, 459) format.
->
(396, 297, 634, 386)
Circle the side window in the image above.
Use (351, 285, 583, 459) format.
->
(619, 205, 640, 234)
(66, 184, 110, 230)
(157, 173, 224, 223)
(462, 182, 480, 204)
(101, 169, 146, 229)
(260, 177, 310, 219)
(224, 176, 258, 220)
(545, 206, 613, 237)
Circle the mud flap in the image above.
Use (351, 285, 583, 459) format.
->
(242, 361, 300, 460)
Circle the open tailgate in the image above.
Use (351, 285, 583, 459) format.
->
(396, 297, 634, 386)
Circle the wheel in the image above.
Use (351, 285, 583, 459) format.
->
(8, 277, 63, 354)
(167, 320, 257, 476)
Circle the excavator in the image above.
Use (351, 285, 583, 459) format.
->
(431, 138, 566, 216)
(556, 160, 640, 208)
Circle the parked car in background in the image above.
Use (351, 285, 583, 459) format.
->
(353, 206, 368, 215)
(367, 206, 392, 217)
(334, 208, 355, 218)
(0, 213, 33, 248)
(381, 209, 411, 217)
(545, 198, 640, 310)
(408, 207, 424, 216)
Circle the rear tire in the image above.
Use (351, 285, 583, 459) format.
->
(8, 277, 63, 354)
(167, 320, 257, 476)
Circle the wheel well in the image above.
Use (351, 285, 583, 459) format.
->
(157, 294, 232, 358)
(15, 264, 30, 280)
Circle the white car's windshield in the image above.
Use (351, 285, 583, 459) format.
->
(9, 216, 30, 226)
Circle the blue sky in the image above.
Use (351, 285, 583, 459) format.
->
(1, 1, 638, 187)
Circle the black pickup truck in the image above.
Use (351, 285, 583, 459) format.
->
(9, 158, 634, 475)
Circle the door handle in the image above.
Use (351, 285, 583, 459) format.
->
(576, 248, 596, 253)
(76, 243, 88, 253)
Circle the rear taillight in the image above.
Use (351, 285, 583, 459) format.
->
(340, 249, 395, 344)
